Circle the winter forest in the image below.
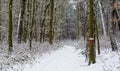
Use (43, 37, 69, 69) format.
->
(0, 0, 120, 71)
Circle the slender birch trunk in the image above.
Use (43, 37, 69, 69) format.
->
(98, 1, 106, 36)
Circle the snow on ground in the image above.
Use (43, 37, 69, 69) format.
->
(7, 44, 120, 71)
(0, 41, 64, 71)
(1, 37, 120, 71)
(23, 46, 80, 71)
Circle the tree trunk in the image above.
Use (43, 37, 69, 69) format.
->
(40, 1, 50, 43)
(110, 0, 118, 51)
(77, 5, 80, 40)
(22, 0, 29, 42)
(29, 0, 36, 50)
(17, 0, 26, 43)
(0, 0, 1, 41)
(88, 0, 96, 65)
(8, 0, 13, 52)
(95, 20, 100, 55)
(49, 0, 54, 44)
(98, 1, 106, 36)
(27, 0, 32, 50)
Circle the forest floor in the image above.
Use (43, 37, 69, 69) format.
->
(7, 45, 120, 71)
(1, 37, 120, 71)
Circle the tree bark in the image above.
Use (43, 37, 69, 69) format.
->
(17, 0, 26, 43)
(98, 1, 106, 36)
(88, 0, 96, 65)
(0, 0, 1, 41)
(29, 0, 36, 50)
(8, 0, 13, 52)
(40, 1, 50, 43)
(110, 0, 118, 51)
(49, 0, 54, 44)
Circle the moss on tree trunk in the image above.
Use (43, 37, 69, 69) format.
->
(88, 0, 96, 65)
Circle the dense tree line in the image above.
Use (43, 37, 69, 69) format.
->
(76, 0, 120, 65)
(0, 0, 120, 65)
(0, 0, 77, 51)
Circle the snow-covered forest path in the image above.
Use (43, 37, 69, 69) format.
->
(7, 45, 120, 71)
(23, 46, 81, 71)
